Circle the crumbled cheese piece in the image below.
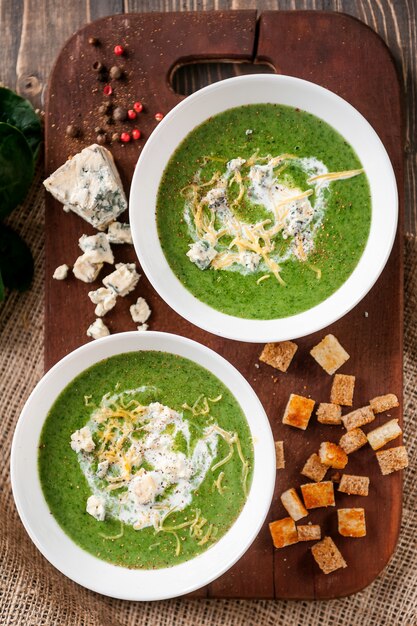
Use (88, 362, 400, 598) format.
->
(73, 254, 103, 283)
(52, 264, 69, 280)
(87, 318, 110, 340)
(186, 240, 217, 270)
(79, 232, 114, 264)
(137, 324, 149, 332)
(86, 495, 106, 521)
(227, 157, 246, 171)
(129, 472, 157, 505)
(96, 460, 109, 479)
(107, 221, 132, 244)
(70, 426, 95, 453)
(88, 287, 117, 317)
(245, 129, 253, 136)
(43, 144, 127, 230)
(130, 297, 151, 324)
(103, 262, 140, 297)
(240, 251, 261, 271)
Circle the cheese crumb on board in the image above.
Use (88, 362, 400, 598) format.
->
(88, 287, 117, 317)
(86, 495, 106, 521)
(259, 341, 298, 372)
(87, 318, 110, 340)
(107, 221, 132, 244)
(310, 334, 350, 375)
(137, 324, 149, 332)
(130, 297, 151, 324)
(79, 232, 114, 264)
(103, 262, 139, 297)
(73, 254, 103, 283)
(52, 264, 69, 280)
(311, 536, 347, 574)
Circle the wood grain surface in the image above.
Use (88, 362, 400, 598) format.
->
(43, 10, 403, 599)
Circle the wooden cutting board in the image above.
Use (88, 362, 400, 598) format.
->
(44, 10, 403, 600)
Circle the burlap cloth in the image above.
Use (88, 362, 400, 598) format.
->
(0, 169, 416, 625)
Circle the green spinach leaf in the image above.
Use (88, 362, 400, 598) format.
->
(0, 224, 34, 292)
(0, 86, 42, 158)
(0, 122, 34, 219)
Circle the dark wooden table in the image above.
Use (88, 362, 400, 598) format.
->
(0, 0, 416, 234)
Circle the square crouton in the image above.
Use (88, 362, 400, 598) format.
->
(269, 517, 299, 548)
(316, 402, 342, 425)
(297, 524, 321, 542)
(301, 453, 328, 482)
(318, 442, 348, 469)
(275, 441, 285, 469)
(311, 536, 347, 574)
(310, 334, 350, 375)
(370, 393, 399, 414)
(330, 374, 355, 406)
(376, 446, 409, 475)
(338, 474, 370, 496)
(280, 488, 308, 521)
(282, 394, 315, 430)
(300, 481, 335, 509)
(338, 508, 366, 537)
(259, 341, 298, 373)
(342, 406, 375, 431)
(339, 428, 368, 454)
(367, 419, 402, 451)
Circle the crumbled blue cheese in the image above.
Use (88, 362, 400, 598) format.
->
(86, 318, 110, 340)
(107, 221, 132, 245)
(227, 157, 246, 172)
(130, 297, 151, 324)
(137, 323, 149, 332)
(86, 495, 106, 521)
(79, 232, 114, 264)
(240, 251, 261, 272)
(129, 471, 158, 505)
(43, 144, 127, 230)
(73, 254, 103, 283)
(70, 426, 95, 453)
(96, 460, 109, 479)
(52, 264, 69, 280)
(186, 240, 217, 269)
(103, 262, 140, 297)
(88, 287, 117, 317)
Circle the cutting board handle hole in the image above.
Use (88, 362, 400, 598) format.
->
(170, 60, 276, 96)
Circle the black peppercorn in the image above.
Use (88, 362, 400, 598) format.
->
(66, 124, 79, 138)
(113, 106, 128, 122)
(109, 66, 123, 80)
(92, 61, 103, 72)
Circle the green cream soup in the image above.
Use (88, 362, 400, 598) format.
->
(157, 104, 371, 319)
(39, 352, 253, 569)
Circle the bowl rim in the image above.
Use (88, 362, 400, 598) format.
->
(11, 331, 276, 601)
(129, 73, 398, 343)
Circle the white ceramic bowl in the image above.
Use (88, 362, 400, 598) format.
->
(130, 74, 398, 343)
(11, 331, 275, 601)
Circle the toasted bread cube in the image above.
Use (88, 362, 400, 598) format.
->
(338, 508, 366, 537)
(282, 394, 315, 430)
(300, 481, 335, 509)
(259, 341, 298, 373)
(275, 441, 285, 469)
(316, 402, 342, 425)
(376, 446, 409, 475)
(330, 374, 355, 406)
(301, 453, 328, 482)
(342, 406, 375, 431)
(338, 474, 369, 496)
(311, 536, 347, 574)
(370, 393, 399, 414)
(297, 524, 321, 542)
(367, 419, 402, 451)
(310, 334, 350, 375)
(318, 442, 348, 469)
(269, 517, 299, 548)
(280, 488, 308, 521)
(339, 428, 368, 454)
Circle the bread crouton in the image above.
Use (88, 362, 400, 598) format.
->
(338, 508, 366, 538)
(367, 419, 402, 451)
(330, 374, 355, 406)
(342, 406, 375, 431)
(370, 393, 399, 414)
(300, 481, 335, 509)
(338, 474, 369, 496)
(259, 341, 298, 373)
(376, 446, 409, 475)
(282, 394, 315, 430)
(275, 441, 285, 469)
(269, 517, 299, 548)
(339, 428, 368, 454)
(297, 524, 321, 542)
(317, 402, 342, 425)
(280, 488, 308, 521)
(318, 442, 348, 469)
(310, 334, 350, 375)
(311, 536, 347, 574)
(301, 453, 328, 482)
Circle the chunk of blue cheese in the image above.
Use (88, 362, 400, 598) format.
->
(103, 262, 140, 297)
(43, 144, 127, 230)
(87, 318, 110, 340)
(79, 232, 114, 264)
(107, 221, 132, 245)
